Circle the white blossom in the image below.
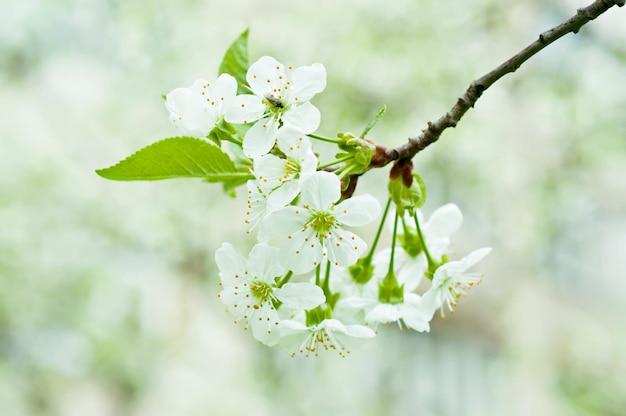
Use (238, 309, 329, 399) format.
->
(420, 247, 492, 320)
(226, 56, 326, 157)
(335, 253, 431, 332)
(278, 318, 375, 357)
(364, 293, 430, 332)
(259, 171, 380, 275)
(386, 203, 464, 290)
(165, 73, 237, 138)
(216, 243, 325, 345)
(244, 180, 275, 232)
(328, 264, 379, 324)
(252, 127, 318, 207)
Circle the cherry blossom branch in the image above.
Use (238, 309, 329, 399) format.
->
(369, 0, 625, 168)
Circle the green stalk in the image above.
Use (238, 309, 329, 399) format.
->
(387, 212, 399, 276)
(317, 154, 354, 170)
(413, 212, 435, 267)
(315, 264, 321, 286)
(276, 270, 293, 288)
(322, 260, 332, 295)
(365, 198, 392, 261)
(308, 133, 343, 144)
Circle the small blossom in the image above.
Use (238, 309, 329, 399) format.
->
(165, 73, 237, 138)
(216, 243, 325, 345)
(420, 247, 492, 320)
(252, 127, 318, 207)
(364, 292, 430, 332)
(344, 253, 431, 332)
(328, 264, 380, 324)
(244, 180, 275, 232)
(259, 171, 381, 275)
(278, 318, 375, 357)
(386, 203, 464, 289)
(226, 56, 326, 157)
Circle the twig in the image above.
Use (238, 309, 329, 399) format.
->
(370, 0, 625, 167)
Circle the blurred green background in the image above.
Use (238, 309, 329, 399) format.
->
(2, 0, 625, 415)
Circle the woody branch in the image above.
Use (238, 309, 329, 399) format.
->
(368, 0, 625, 168)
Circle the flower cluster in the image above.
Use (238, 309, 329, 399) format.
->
(165, 55, 491, 357)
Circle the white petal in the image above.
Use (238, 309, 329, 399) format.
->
(275, 126, 310, 154)
(213, 73, 238, 111)
(372, 248, 392, 279)
(219, 290, 251, 319)
(342, 323, 376, 339)
(253, 153, 286, 187)
(248, 304, 281, 346)
(165, 87, 196, 115)
(335, 194, 381, 226)
(224, 94, 265, 124)
(165, 87, 215, 137)
(277, 319, 309, 352)
(365, 304, 400, 324)
(424, 203, 463, 239)
(434, 247, 492, 282)
(299, 171, 340, 210)
(281, 102, 320, 134)
(247, 244, 285, 282)
(327, 320, 376, 351)
(289, 63, 327, 102)
(275, 282, 325, 310)
(243, 117, 279, 157)
(327, 229, 367, 268)
(398, 293, 431, 332)
(336, 296, 378, 312)
(418, 288, 440, 321)
(317, 318, 348, 333)
(390, 249, 427, 292)
(181, 109, 216, 137)
(458, 247, 492, 270)
(258, 206, 307, 243)
(245, 180, 271, 231)
(281, 229, 324, 275)
(401, 314, 430, 332)
(278, 319, 308, 334)
(247, 56, 284, 95)
(267, 179, 300, 207)
(297, 152, 318, 179)
(215, 243, 247, 281)
(189, 78, 211, 92)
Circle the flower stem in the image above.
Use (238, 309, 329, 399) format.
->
(222, 135, 242, 146)
(413, 212, 435, 267)
(335, 163, 359, 180)
(379, 211, 403, 304)
(317, 154, 354, 170)
(308, 133, 343, 144)
(365, 198, 392, 261)
(315, 264, 321, 286)
(276, 270, 293, 288)
(323, 260, 332, 294)
(387, 211, 399, 276)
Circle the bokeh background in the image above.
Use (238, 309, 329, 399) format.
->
(2, 0, 625, 415)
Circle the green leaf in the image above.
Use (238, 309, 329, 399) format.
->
(95, 136, 252, 182)
(360, 105, 386, 138)
(218, 29, 250, 95)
